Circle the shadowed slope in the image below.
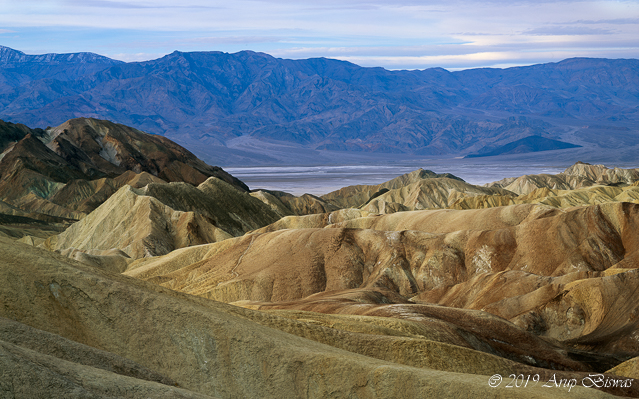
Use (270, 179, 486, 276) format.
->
(2, 170, 168, 223)
(465, 135, 581, 158)
(45, 118, 246, 189)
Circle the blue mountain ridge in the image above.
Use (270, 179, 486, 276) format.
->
(0, 46, 637, 164)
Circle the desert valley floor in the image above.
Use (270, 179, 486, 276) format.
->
(3, 118, 639, 398)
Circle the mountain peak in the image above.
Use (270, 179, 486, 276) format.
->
(0, 45, 27, 63)
(0, 45, 121, 66)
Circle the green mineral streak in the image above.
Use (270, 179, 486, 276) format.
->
(30, 179, 64, 199)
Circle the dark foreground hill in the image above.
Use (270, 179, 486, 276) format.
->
(1, 46, 637, 164)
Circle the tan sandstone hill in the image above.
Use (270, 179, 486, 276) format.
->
(361, 177, 515, 213)
(0, 171, 168, 241)
(47, 177, 280, 258)
(250, 208, 373, 234)
(449, 184, 639, 211)
(49, 170, 167, 215)
(3, 236, 619, 398)
(321, 168, 464, 209)
(125, 202, 639, 365)
(45, 185, 231, 258)
(251, 189, 339, 216)
(487, 162, 639, 195)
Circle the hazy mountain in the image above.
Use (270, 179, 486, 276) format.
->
(0, 46, 638, 164)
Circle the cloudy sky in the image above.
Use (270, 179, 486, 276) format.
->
(0, 0, 637, 70)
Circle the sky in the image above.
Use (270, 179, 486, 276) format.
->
(0, 0, 638, 70)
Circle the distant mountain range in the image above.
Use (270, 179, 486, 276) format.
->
(0, 45, 638, 165)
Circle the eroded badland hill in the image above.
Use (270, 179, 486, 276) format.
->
(2, 117, 639, 398)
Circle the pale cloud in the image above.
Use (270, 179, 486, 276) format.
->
(523, 26, 615, 35)
(178, 36, 284, 45)
(572, 17, 639, 24)
(62, 0, 223, 10)
(104, 52, 166, 62)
